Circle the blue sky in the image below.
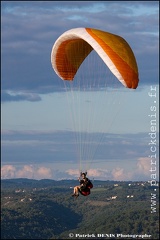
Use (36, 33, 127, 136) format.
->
(1, 1, 159, 181)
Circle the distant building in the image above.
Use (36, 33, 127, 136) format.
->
(15, 189, 21, 193)
(111, 196, 117, 199)
(127, 195, 134, 198)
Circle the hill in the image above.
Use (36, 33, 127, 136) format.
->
(1, 179, 159, 239)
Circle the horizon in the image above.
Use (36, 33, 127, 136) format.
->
(2, 177, 158, 183)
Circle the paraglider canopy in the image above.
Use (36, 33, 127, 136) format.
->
(51, 27, 139, 89)
(51, 27, 139, 173)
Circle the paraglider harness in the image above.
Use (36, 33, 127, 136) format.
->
(78, 172, 93, 196)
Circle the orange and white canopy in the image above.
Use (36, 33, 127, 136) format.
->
(51, 28, 139, 89)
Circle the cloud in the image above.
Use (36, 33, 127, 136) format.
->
(65, 157, 159, 181)
(1, 165, 52, 180)
(2, 159, 158, 181)
(1, 1, 158, 102)
(87, 169, 113, 180)
(111, 167, 132, 181)
(55, 2, 106, 14)
(136, 157, 151, 175)
(16, 165, 35, 179)
(66, 168, 112, 180)
(65, 169, 80, 177)
(2, 130, 153, 167)
(36, 167, 52, 179)
(0, 165, 107, 180)
(1, 90, 42, 102)
(1, 165, 16, 179)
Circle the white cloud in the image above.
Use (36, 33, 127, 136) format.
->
(87, 168, 110, 179)
(136, 157, 151, 175)
(65, 169, 80, 177)
(1, 165, 16, 179)
(66, 168, 110, 180)
(1, 165, 52, 180)
(1, 156, 159, 181)
(16, 165, 34, 179)
(55, 3, 106, 14)
(66, 167, 134, 181)
(36, 167, 52, 179)
(112, 168, 133, 181)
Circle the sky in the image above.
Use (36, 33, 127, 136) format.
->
(1, 1, 159, 181)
